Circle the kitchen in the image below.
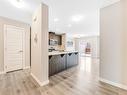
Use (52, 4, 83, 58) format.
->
(48, 32, 79, 76)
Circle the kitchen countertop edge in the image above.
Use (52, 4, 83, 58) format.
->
(49, 51, 78, 56)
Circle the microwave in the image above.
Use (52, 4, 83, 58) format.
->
(49, 39, 58, 46)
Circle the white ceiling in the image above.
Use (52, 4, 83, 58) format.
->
(0, 0, 120, 37)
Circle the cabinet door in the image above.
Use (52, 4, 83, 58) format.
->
(49, 55, 66, 76)
(73, 52, 79, 66)
(49, 56, 56, 76)
(60, 54, 66, 71)
(67, 53, 79, 69)
(53, 55, 60, 75)
(67, 53, 73, 68)
(55, 54, 66, 73)
(53, 56, 57, 75)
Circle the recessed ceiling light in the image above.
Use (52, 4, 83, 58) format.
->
(73, 34, 86, 38)
(9, 0, 25, 8)
(71, 15, 84, 22)
(54, 18, 59, 22)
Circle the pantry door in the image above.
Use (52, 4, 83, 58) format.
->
(4, 25, 25, 72)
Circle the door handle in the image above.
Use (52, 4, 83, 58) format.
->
(19, 50, 23, 52)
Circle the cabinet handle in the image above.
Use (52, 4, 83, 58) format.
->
(61, 54, 65, 57)
(19, 50, 23, 53)
(68, 53, 72, 56)
(75, 53, 78, 55)
(49, 56, 52, 60)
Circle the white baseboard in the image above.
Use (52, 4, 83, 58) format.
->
(31, 73, 49, 86)
(23, 66, 30, 69)
(99, 78, 127, 90)
(41, 80, 49, 86)
(1, 66, 30, 74)
(0, 71, 6, 75)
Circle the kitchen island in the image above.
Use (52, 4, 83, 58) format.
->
(49, 51, 79, 76)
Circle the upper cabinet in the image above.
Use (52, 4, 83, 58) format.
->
(49, 32, 55, 39)
(49, 32, 62, 46)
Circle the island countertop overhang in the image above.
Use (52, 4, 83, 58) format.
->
(49, 51, 78, 56)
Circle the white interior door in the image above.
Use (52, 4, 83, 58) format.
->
(4, 25, 25, 72)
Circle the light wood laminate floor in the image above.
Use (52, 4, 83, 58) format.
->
(0, 57, 127, 95)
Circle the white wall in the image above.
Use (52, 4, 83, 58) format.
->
(0, 16, 30, 73)
(31, 3, 49, 86)
(100, 0, 127, 89)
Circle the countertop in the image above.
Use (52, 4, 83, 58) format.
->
(49, 51, 78, 56)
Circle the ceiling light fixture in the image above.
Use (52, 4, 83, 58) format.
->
(9, 0, 25, 8)
(73, 34, 86, 38)
(71, 15, 84, 22)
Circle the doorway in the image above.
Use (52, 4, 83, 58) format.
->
(79, 40, 92, 57)
(77, 36, 99, 76)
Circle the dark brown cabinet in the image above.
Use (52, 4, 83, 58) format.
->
(55, 35, 62, 45)
(49, 52, 78, 77)
(66, 53, 73, 68)
(49, 32, 62, 46)
(49, 56, 56, 76)
(49, 32, 55, 39)
(49, 54, 66, 76)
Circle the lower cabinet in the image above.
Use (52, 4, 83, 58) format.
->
(49, 52, 78, 77)
(66, 53, 73, 68)
(49, 54, 66, 76)
(49, 56, 56, 76)
(74, 52, 79, 66)
(67, 53, 78, 68)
